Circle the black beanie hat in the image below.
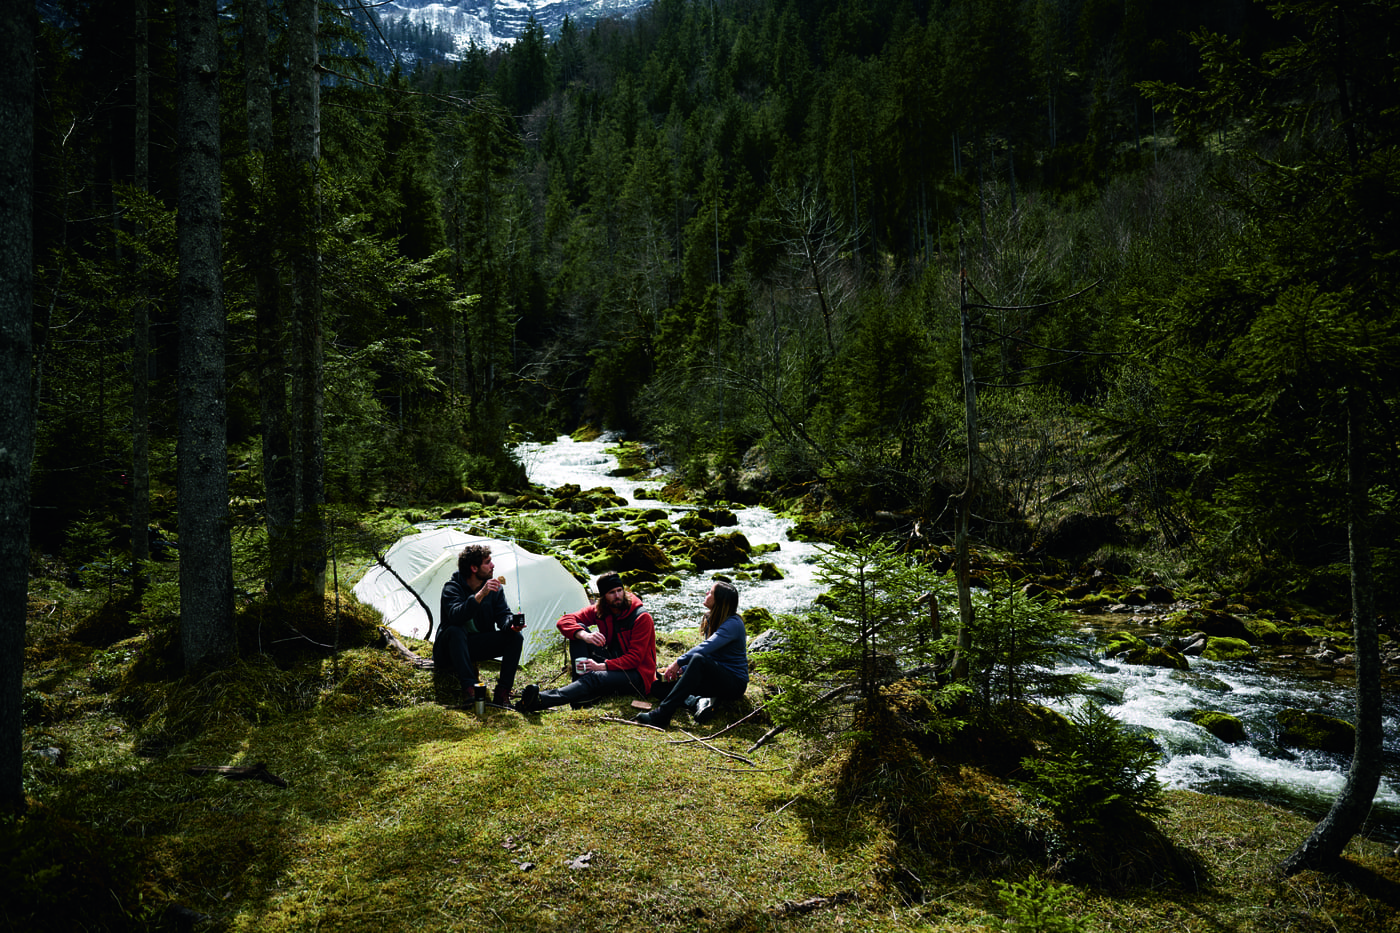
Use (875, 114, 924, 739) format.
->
(596, 572, 623, 595)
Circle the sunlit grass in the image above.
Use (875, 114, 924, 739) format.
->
(18, 595, 1400, 933)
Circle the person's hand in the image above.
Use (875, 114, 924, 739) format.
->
(664, 660, 683, 682)
(476, 578, 501, 601)
(583, 658, 606, 674)
(579, 629, 606, 647)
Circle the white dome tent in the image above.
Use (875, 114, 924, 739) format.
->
(352, 526, 588, 665)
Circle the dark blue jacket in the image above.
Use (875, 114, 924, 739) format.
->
(679, 613, 748, 684)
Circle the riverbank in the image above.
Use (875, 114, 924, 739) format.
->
(14, 629, 1400, 933)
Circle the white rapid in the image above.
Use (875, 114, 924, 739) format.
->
(516, 433, 1400, 842)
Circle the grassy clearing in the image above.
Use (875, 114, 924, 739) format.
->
(15, 603, 1400, 933)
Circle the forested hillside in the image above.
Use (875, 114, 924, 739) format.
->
(7, 1, 1400, 919)
(23, 0, 1400, 612)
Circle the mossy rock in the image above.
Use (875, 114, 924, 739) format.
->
(607, 539, 675, 574)
(1103, 631, 1148, 658)
(678, 512, 715, 534)
(1281, 628, 1316, 647)
(743, 606, 774, 634)
(660, 575, 683, 590)
(1244, 619, 1282, 645)
(1188, 709, 1246, 743)
(1170, 671, 1233, 693)
(1075, 593, 1117, 610)
(1082, 678, 1125, 705)
(1202, 637, 1254, 661)
(1133, 646, 1191, 671)
(638, 508, 670, 522)
(689, 531, 752, 571)
(1277, 708, 1354, 754)
(697, 507, 739, 527)
(736, 561, 784, 581)
(1157, 610, 1197, 634)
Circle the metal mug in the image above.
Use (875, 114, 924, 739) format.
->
(575, 657, 589, 675)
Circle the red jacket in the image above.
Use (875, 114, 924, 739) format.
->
(557, 592, 657, 693)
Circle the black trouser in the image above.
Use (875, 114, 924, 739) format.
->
(535, 664, 646, 710)
(435, 626, 523, 698)
(652, 655, 747, 717)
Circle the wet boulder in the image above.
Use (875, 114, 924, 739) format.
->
(1102, 631, 1189, 670)
(1277, 708, 1354, 754)
(744, 606, 774, 634)
(677, 512, 715, 535)
(1202, 637, 1254, 661)
(1188, 709, 1247, 744)
(609, 538, 675, 575)
(698, 507, 739, 527)
(690, 531, 752, 571)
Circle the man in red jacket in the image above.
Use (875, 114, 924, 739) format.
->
(518, 572, 656, 712)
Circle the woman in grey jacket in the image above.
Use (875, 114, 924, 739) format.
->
(636, 580, 748, 728)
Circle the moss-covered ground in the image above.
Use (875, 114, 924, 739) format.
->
(13, 599, 1400, 933)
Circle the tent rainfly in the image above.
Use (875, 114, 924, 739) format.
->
(352, 526, 588, 666)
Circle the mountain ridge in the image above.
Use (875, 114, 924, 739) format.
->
(368, 0, 650, 58)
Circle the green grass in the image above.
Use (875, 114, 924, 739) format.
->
(16, 605, 1400, 933)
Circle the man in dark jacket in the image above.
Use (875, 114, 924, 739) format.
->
(518, 572, 656, 712)
(437, 543, 524, 707)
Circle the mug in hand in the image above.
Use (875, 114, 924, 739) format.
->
(510, 613, 525, 630)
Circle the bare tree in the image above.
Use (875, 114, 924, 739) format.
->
(772, 182, 861, 356)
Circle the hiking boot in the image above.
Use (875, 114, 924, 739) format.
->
(518, 684, 541, 712)
(635, 709, 671, 728)
(691, 697, 715, 725)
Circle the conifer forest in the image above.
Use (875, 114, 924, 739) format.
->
(3, 0, 1400, 919)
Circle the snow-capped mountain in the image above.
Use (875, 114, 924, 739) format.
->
(369, 0, 651, 54)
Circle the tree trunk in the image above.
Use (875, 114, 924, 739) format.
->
(131, 0, 151, 597)
(1281, 389, 1383, 873)
(951, 254, 978, 681)
(0, 0, 36, 816)
(287, 0, 326, 593)
(243, 0, 295, 591)
(176, 0, 235, 671)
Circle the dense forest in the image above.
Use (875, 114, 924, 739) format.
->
(3, 0, 1400, 916)
(19, 0, 1397, 608)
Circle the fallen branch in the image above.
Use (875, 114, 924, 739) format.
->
(746, 682, 853, 753)
(186, 762, 288, 788)
(604, 716, 658, 729)
(672, 729, 757, 766)
(379, 625, 435, 670)
(766, 892, 855, 917)
(753, 795, 803, 831)
(694, 704, 766, 741)
(372, 548, 436, 640)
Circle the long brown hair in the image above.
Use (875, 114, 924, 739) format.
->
(702, 581, 739, 638)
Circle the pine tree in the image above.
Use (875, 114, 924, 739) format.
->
(175, 0, 235, 670)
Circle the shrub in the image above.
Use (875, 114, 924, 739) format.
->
(995, 875, 1092, 933)
(1020, 701, 1166, 834)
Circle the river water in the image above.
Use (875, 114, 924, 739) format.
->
(515, 434, 1400, 842)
